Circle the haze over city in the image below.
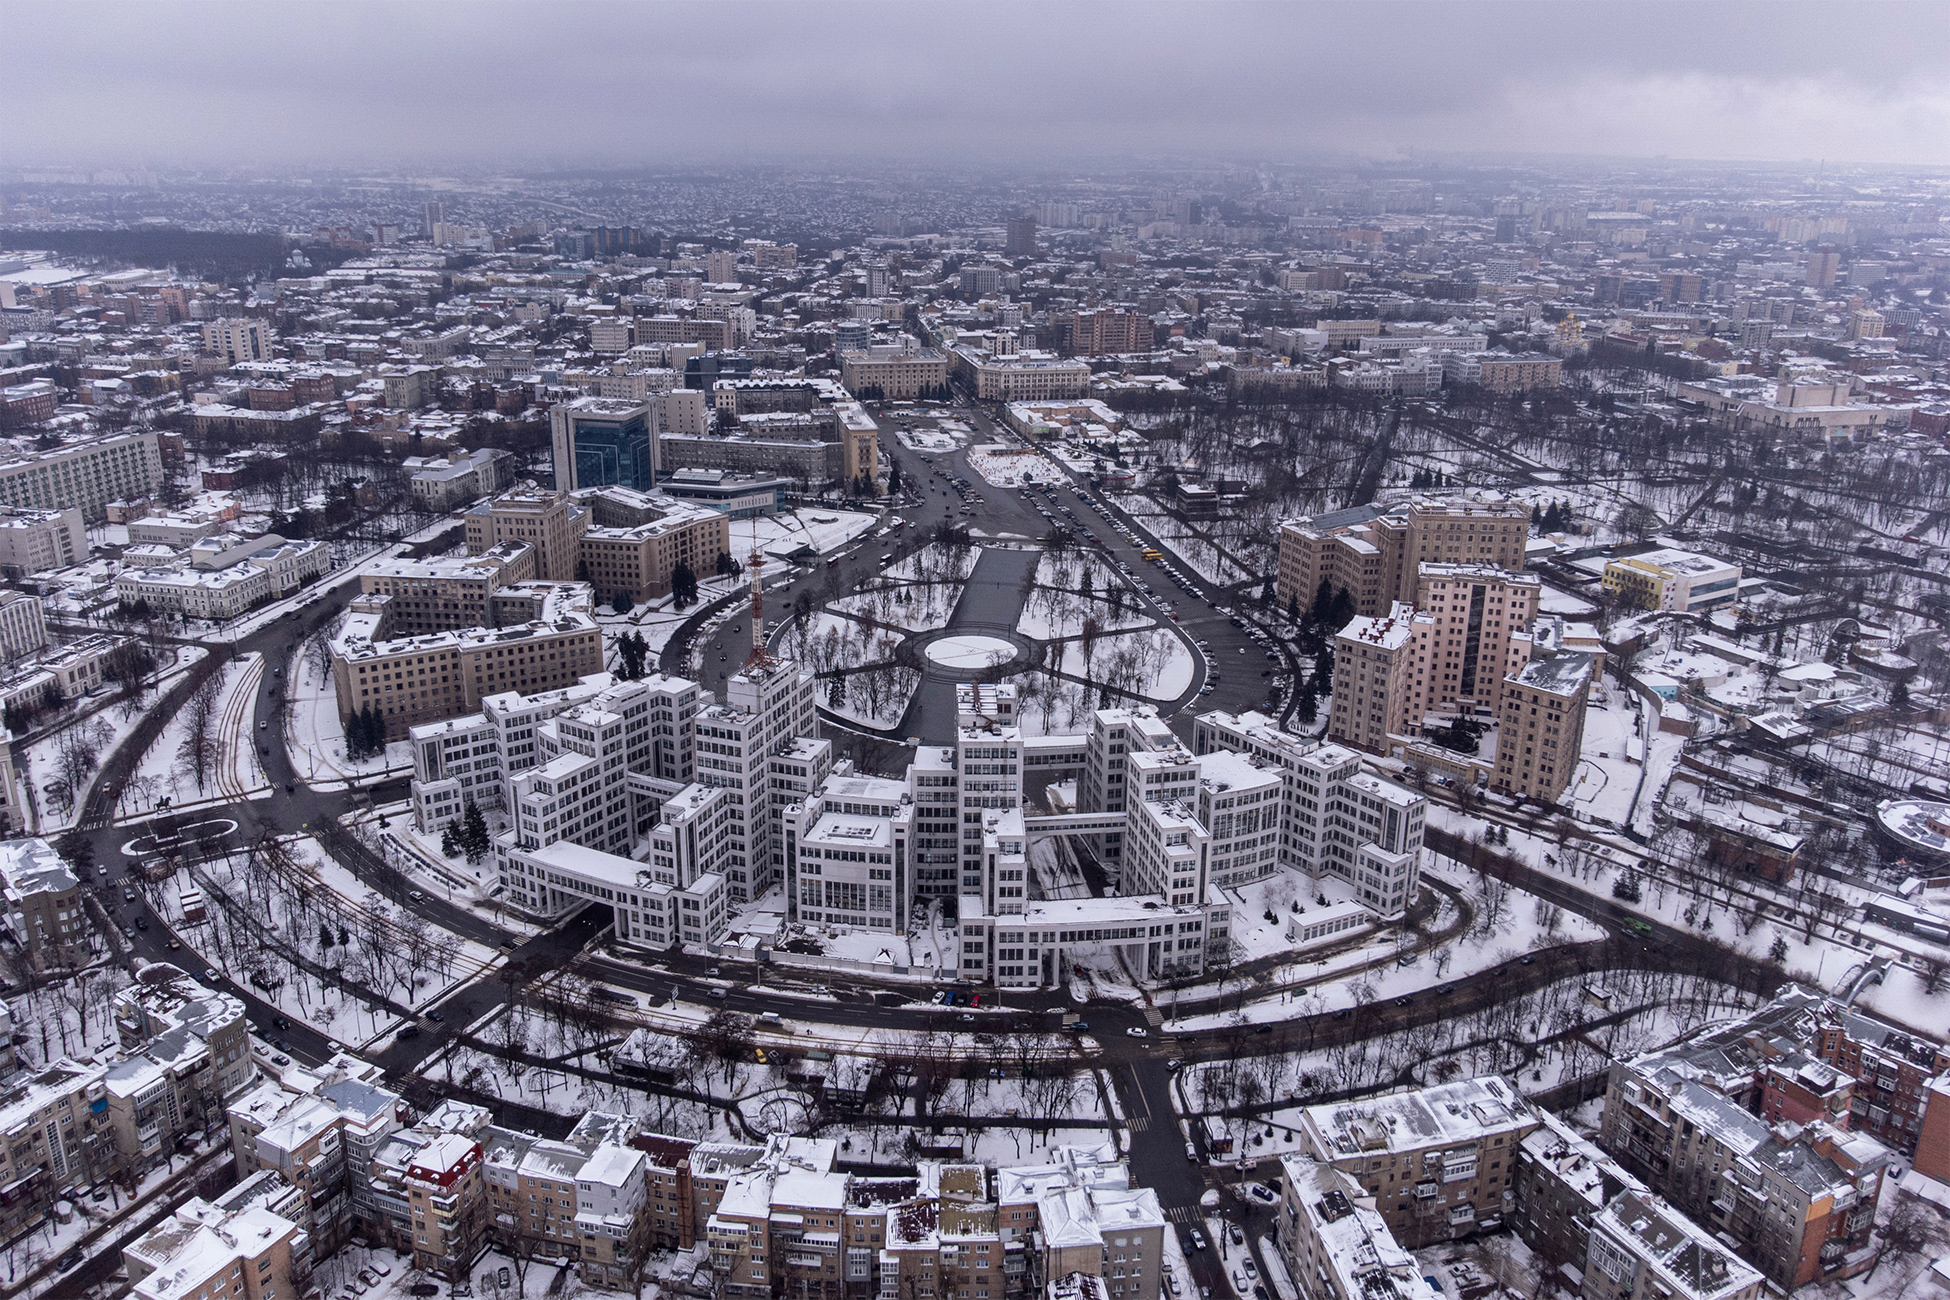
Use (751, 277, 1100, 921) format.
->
(4, 9, 1950, 1300)
(6, 1, 1950, 167)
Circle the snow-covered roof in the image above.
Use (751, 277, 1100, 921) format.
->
(1302, 1075, 1534, 1158)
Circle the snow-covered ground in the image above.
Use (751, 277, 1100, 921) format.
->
(284, 640, 411, 788)
(823, 664, 920, 731)
(1051, 628, 1196, 701)
(18, 645, 206, 833)
(926, 635, 1015, 669)
(744, 506, 881, 559)
(1565, 699, 1645, 827)
(122, 653, 272, 817)
(967, 443, 1057, 489)
(157, 834, 503, 1050)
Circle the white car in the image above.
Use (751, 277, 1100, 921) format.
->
(1125, 1027, 1148, 1038)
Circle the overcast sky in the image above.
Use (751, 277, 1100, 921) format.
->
(8, 1, 1948, 171)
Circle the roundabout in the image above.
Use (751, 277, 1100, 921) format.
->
(923, 634, 1019, 671)
(790, 541, 1202, 740)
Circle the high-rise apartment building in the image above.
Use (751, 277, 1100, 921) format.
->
(1276, 494, 1530, 619)
(1051, 308, 1155, 356)
(1006, 216, 1037, 257)
(201, 318, 272, 365)
(1330, 598, 1595, 804)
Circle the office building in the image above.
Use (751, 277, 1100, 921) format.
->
(1601, 549, 1741, 615)
(576, 498, 729, 602)
(482, 657, 816, 909)
(0, 505, 84, 577)
(406, 448, 514, 509)
(551, 397, 658, 493)
(115, 533, 331, 621)
(839, 344, 950, 399)
(782, 772, 912, 933)
(464, 488, 589, 582)
(329, 584, 604, 741)
(1191, 710, 1427, 919)
(947, 344, 1091, 402)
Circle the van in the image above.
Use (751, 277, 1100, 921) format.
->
(1185, 1141, 1198, 1161)
(760, 1011, 783, 1026)
(879, 554, 894, 566)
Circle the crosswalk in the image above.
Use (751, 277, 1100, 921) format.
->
(1127, 1116, 1149, 1133)
(1165, 1206, 1202, 1224)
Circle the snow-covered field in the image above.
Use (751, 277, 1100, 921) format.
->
(745, 506, 880, 559)
(18, 645, 207, 833)
(824, 664, 920, 730)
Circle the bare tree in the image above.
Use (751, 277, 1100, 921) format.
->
(46, 716, 113, 817)
(174, 675, 225, 797)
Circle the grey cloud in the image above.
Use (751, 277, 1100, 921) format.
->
(5, 0, 1947, 167)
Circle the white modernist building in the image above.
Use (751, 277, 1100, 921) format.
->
(406, 650, 820, 947)
(770, 690, 1423, 989)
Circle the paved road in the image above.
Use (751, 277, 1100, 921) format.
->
(901, 547, 1040, 742)
(676, 405, 1284, 742)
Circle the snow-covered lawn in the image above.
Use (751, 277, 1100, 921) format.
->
(829, 584, 961, 634)
(284, 640, 411, 788)
(967, 443, 1051, 489)
(123, 653, 272, 816)
(18, 645, 207, 833)
(824, 664, 920, 731)
(1565, 700, 1644, 827)
(925, 635, 1014, 669)
(745, 506, 881, 559)
(1051, 628, 1196, 701)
